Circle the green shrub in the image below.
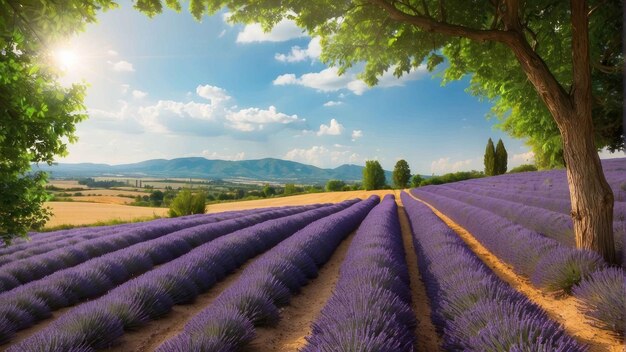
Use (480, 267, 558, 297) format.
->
(509, 164, 538, 173)
(168, 190, 207, 217)
(325, 179, 346, 192)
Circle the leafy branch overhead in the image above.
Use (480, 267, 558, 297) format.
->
(136, 0, 621, 168)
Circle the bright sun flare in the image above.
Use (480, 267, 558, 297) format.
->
(54, 49, 79, 71)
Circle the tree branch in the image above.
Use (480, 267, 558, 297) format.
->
(588, 0, 607, 17)
(503, 0, 522, 31)
(570, 0, 592, 114)
(368, 0, 512, 43)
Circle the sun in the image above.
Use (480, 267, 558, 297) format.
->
(53, 49, 79, 71)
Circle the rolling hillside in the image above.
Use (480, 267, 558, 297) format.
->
(35, 157, 395, 183)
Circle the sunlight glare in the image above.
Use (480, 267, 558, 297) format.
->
(54, 49, 79, 71)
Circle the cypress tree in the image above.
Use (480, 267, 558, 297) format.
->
(484, 138, 496, 176)
(495, 139, 508, 175)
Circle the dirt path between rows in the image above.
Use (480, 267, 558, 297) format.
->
(247, 231, 357, 352)
(395, 191, 443, 352)
(105, 261, 254, 352)
(407, 192, 625, 352)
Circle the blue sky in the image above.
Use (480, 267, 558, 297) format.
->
(54, 1, 538, 175)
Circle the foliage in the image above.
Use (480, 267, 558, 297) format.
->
(262, 184, 276, 198)
(325, 179, 346, 192)
(495, 139, 508, 175)
(284, 183, 297, 195)
(362, 160, 386, 191)
(0, 0, 117, 244)
(484, 138, 496, 176)
(509, 164, 538, 173)
(392, 160, 411, 189)
(420, 171, 483, 186)
(410, 175, 423, 188)
(573, 267, 625, 337)
(168, 190, 206, 217)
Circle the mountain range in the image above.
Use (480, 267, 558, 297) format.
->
(34, 157, 394, 184)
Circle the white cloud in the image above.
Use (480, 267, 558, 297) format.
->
(323, 100, 343, 107)
(273, 67, 356, 93)
(431, 157, 474, 174)
(351, 130, 363, 141)
(510, 151, 535, 165)
(284, 145, 360, 168)
(107, 50, 118, 56)
(120, 84, 130, 94)
(88, 83, 304, 139)
(236, 19, 305, 43)
(218, 29, 227, 38)
(377, 65, 428, 88)
(273, 65, 426, 95)
(317, 118, 344, 136)
(111, 60, 134, 72)
(226, 106, 303, 132)
(132, 90, 148, 99)
(201, 150, 246, 161)
(275, 37, 321, 62)
(273, 74, 298, 85)
(196, 84, 231, 105)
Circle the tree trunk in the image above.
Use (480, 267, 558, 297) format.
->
(560, 115, 616, 263)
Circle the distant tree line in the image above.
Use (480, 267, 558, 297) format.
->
(78, 178, 127, 188)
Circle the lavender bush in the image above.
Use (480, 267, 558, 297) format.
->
(573, 268, 625, 337)
(303, 194, 416, 352)
(9, 200, 360, 351)
(401, 192, 586, 351)
(155, 196, 379, 351)
(411, 189, 606, 293)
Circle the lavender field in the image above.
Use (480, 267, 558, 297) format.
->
(0, 163, 625, 351)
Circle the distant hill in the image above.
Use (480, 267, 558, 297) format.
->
(33, 157, 395, 184)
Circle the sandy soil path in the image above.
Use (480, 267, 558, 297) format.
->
(408, 192, 625, 352)
(248, 231, 357, 351)
(395, 191, 443, 351)
(105, 262, 254, 352)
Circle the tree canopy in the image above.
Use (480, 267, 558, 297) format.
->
(362, 160, 386, 190)
(325, 179, 346, 192)
(392, 159, 411, 189)
(0, 0, 117, 243)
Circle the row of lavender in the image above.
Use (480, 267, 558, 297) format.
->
(410, 189, 625, 337)
(0, 204, 324, 344)
(0, 212, 215, 259)
(8, 199, 364, 351)
(401, 192, 587, 350)
(0, 207, 291, 292)
(457, 158, 626, 201)
(155, 196, 379, 351)
(445, 182, 626, 221)
(416, 185, 625, 260)
(302, 195, 416, 351)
